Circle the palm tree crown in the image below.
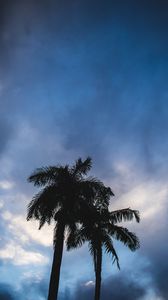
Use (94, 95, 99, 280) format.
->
(67, 207, 140, 300)
(27, 157, 113, 228)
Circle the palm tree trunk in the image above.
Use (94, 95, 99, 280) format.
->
(94, 246, 102, 300)
(47, 222, 65, 300)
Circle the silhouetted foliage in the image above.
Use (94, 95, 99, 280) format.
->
(67, 208, 140, 300)
(27, 157, 114, 300)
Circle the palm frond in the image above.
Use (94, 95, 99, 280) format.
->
(72, 157, 92, 177)
(65, 221, 78, 248)
(79, 178, 114, 208)
(110, 208, 140, 224)
(27, 185, 59, 228)
(108, 224, 140, 251)
(66, 227, 88, 250)
(28, 166, 62, 186)
(66, 230, 80, 250)
(88, 240, 95, 257)
(102, 234, 120, 269)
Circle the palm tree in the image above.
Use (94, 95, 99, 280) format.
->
(67, 208, 140, 300)
(27, 157, 113, 300)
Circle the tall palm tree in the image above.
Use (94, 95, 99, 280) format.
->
(67, 208, 140, 300)
(27, 157, 113, 300)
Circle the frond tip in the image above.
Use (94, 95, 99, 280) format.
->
(102, 235, 120, 269)
(110, 208, 140, 224)
(26, 185, 59, 229)
(108, 224, 140, 251)
(27, 166, 61, 186)
(72, 157, 92, 176)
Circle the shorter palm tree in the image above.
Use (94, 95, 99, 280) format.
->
(67, 208, 140, 300)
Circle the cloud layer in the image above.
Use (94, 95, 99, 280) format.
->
(0, 0, 168, 299)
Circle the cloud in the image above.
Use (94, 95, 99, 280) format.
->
(0, 0, 167, 185)
(0, 241, 48, 265)
(101, 274, 146, 300)
(84, 280, 94, 287)
(0, 123, 74, 195)
(59, 273, 147, 300)
(110, 176, 168, 223)
(109, 174, 168, 300)
(2, 210, 53, 246)
(0, 119, 14, 158)
(108, 163, 168, 300)
(0, 283, 18, 300)
(0, 181, 14, 190)
(0, 209, 50, 267)
(20, 277, 48, 300)
(0, 279, 48, 300)
(141, 215, 168, 299)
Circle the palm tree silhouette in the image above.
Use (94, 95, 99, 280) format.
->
(27, 157, 113, 300)
(67, 208, 140, 300)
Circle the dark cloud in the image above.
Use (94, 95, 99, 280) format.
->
(20, 277, 48, 300)
(0, 118, 13, 157)
(0, 283, 18, 300)
(142, 228, 168, 299)
(61, 99, 168, 181)
(101, 275, 146, 300)
(59, 274, 146, 300)
(0, 279, 47, 300)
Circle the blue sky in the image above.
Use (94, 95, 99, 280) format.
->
(0, 0, 168, 299)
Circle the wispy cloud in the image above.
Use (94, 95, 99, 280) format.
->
(2, 210, 53, 247)
(0, 242, 48, 265)
(0, 180, 14, 190)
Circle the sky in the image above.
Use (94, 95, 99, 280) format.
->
(0, 0, 168, 299)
